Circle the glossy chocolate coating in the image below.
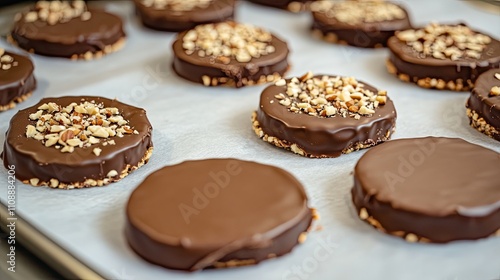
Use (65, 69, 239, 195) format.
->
(256, 76, 396, 157)
(467, 69, 500, 140)
(133, 0, 235, 32)
(0, 51, 36, 106)
(11, 9, 125, 58)
(2, 96, 152, 185)
(172, 28, 289, 88)
(126, 159, 312, 271)
(352, 137, 500, 243)
(248, 0, 311, 10)
(312, 3, 411, 48)
(387, 28, 500, 85)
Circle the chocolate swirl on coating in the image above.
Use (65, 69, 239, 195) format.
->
(126, 159, 313, 271)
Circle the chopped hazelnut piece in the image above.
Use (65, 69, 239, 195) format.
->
(490, 86, 500, 96)
(50, 178, 59, 188)
(359, 208, 369, 220)
(107, 170, 118, 178)
(275, 79, 286, 86)
(405, 233, 418, 243)
(26, 125, 37, 138)
(30, 178, 39, 186)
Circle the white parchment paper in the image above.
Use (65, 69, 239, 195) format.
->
(0, 1, 499, 279)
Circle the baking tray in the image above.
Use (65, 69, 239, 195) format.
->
(0, 1, 499, 279)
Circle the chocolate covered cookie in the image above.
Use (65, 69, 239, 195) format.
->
(172, 21, 289, 87)
(311, 1, 411, 48)
(134, 0, 235, 32)
(352, 137, 500, 243)
(2, 96, 153, 189)
(0, 49, 36, 111)
(467, 69, 500, 141)
(10, 1, 126, 60)
(387, 23, 500, 91)
(126, 159, 315, 271)
(252, 72, 396, 158)
(248, 0, 314, 13)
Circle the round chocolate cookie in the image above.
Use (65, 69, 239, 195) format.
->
(387, 23, 500, 91)
(311, 1, 411, 48)
(352, 137, 500, 243)
(0, 49, 36, 111)
(252, 72, 397, 158)
(126, 159, 314, 271)
(248, 0, 314, 13)
(467, 69, 500, 141)
(172, 21, 289, 88)
(10, 1, 126, 60)
(133, 0, 235, 32)
(2, 96, 153, 189)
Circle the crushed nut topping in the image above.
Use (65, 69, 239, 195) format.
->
(311, 1, 406, 24)
(181, 21, 276, 63)
(396, 23, 492, 61)
(21, 1, 91, 25)
(0, 49, 18, 71)
(274, 72, 387, 118)
(141, 0, 212, 12)
(25, 100, 138, 154)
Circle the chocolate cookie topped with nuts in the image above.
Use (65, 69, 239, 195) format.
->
(172, 21, 289, 88)
(311, 1, 411, 48)
(466, 69, 500, 141)
(10, 1, 126, 60)
(252, 72, 397, 158)
(126, 159, 315, 271)
(0, 49, 36, 111)
(387, 23, 500, 91)
(2, 96, 153, 189)
(134, 0, 235, 32)
(352, 137, 500, 243)
(248, 0, 315, 13)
